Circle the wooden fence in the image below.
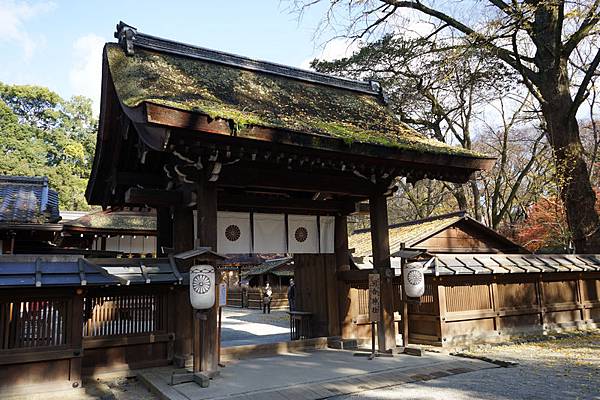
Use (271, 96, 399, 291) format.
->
(226, 287, 289, 310)
(340, 270, 600, 347)
(0, 289, 83, 396)
(0, 285, 176, 395)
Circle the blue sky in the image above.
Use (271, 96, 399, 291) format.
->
(0, 1, 356, 113)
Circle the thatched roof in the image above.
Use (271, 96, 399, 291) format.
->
(63, 208, 156, 234)
(349, 211, 525, 257)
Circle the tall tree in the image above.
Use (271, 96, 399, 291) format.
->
(0, 83, 97, 210)
(296, 0, 600, 252)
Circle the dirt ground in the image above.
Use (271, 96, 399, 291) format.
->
(338, 330, 600, 400)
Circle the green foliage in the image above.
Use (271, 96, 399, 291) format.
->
(0, 82, 97, 210)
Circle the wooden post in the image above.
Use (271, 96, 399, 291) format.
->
(335, 215, 352, 338)
(369, 193, 396, 352)
(157, 207, 173, 256)
(69, 288, 84, 388)
(173, 207, 194, 366)
(195, 179, 219, 374)
(400, 243, 409, 348)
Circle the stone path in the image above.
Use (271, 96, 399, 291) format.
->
(220, 307, 290, 347)
(138, 349, 495, 400)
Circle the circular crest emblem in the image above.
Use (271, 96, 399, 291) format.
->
(225, 224, 241, 242)
(294, 227, 308, 243)
(407, 270, 422, 286)
(192, 273, 211, 294)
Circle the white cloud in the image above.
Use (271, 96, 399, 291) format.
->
(0, 0, 55, 59)
(69, 33, 106, 115)
(299, 37, 361, 70)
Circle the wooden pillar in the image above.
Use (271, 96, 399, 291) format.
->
(173, 207, 194, 366)
(369, 194, 396, 352)
(335, 215, 352, 338)
(156, 207, 173, 256)
(195, 180, 219, 374)
(69, 288, 84, 388)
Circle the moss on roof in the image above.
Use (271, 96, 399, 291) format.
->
(106, 43, 487, 158)
(63, 209, 156, 232)
(349, 213, 465, 257)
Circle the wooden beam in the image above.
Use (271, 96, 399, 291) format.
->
(195, 179, 219, 374)
(144, 103, 494, 176)
(369, 193, 396, 352)
(114, 171, 167, 187)
(218, 194, 356, 214)
(219, 166, 379, 197)
(124, 188, 182, 206)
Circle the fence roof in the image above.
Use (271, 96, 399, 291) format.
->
(426, 254, 600, 275)
(0, 255, 185, 288)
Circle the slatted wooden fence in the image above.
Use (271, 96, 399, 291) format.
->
(1, 298, 68, 349)
(340, 271, 600, 347)
(83, 293, 164, 337)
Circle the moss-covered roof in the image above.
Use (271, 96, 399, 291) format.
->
(106, 43, 486, 158)
(63, 208, 156, 233)
(349, 212, 467, 257)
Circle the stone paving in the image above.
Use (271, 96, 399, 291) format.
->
(138, 349, 495, 400)
(221, 307, 290, 347)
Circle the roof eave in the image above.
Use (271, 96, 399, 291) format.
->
(140, 102, 495, 182)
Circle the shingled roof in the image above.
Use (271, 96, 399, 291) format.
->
(242, 257, 294, 278)
(0, 176, 60, 225)
(349, 211, 525, 257)
(106, 23, 491, 159)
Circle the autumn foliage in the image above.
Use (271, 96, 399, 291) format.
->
(515, 189, 600, 252)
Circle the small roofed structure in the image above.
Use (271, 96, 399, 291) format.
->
(242, 257, 294, 287)
(349, 211, 527, 261)
(0, 176, 62, 254)
(60, 208, 157, 257)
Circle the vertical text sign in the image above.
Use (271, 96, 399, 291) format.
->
(368, 273, 381, 322)
(219, 282, 228, 307)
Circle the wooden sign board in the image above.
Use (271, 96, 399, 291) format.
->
(368, 273, 381, 322)
(218, 283, 227, 307)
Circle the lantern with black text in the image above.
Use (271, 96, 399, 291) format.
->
(190, 265, 215, 310)
(403, 262, 425, 298)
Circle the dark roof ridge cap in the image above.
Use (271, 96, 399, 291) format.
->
(0, 175, 49, 185)
(114, 21, 383, 98)
(352, 210, 468, 235)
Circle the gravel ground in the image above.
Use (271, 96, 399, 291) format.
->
(333, 330, 600, 400)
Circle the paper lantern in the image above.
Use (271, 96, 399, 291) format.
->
(403, 262, 425, 298)
(189, 265, 215, 310)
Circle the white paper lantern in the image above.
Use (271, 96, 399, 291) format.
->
(189, 265, 215, 310)
(403, 262, 425, 298)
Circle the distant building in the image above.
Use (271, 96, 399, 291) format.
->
(0, 176, 61, 254)
(60, 208, 157, 257)
(349, 211, 527, 268)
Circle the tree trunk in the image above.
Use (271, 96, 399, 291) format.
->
(542, 93, 600, 253)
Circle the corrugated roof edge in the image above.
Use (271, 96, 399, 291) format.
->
(114, 21, 384, 98)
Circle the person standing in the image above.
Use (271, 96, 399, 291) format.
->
(287, 279, 296, 311)
(263, 282, 272, 314)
